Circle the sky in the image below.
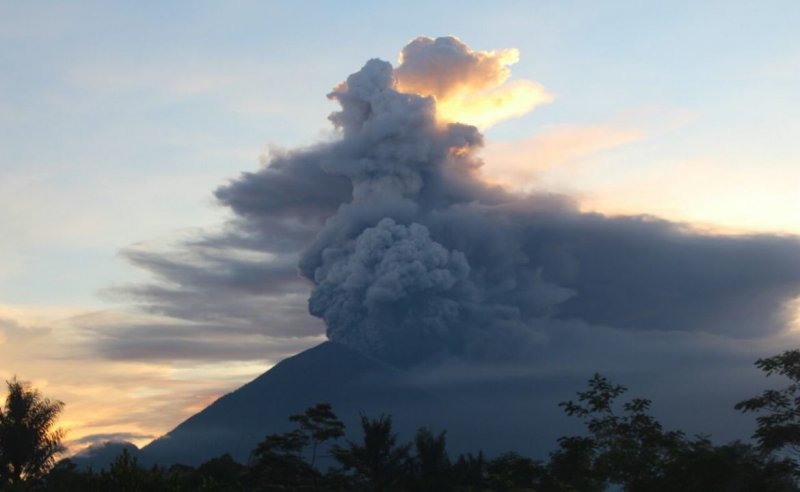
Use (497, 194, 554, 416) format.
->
(1, 1, 799, 454)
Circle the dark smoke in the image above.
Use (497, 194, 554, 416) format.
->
(207, 39, 800, 365)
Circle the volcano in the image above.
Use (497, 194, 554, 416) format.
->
(138, 341, 582, 466)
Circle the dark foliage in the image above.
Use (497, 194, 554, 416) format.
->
(559, 373, 797, 492)
(451, 451, 487, 491)
(408, 428, 451, 492)
(247, 403, 345, 491)
(331, 414, 411, 492)
(559, 373, 686, 489)
(0, 378, 65, 485)
(736, 349, 800, 469)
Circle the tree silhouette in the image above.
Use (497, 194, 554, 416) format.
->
(289, 402, 346, 470)
(485, 451, 547, 491)
(249, 403, 345, 491)
(559, 373, 685, 490)
(559, 372, 799, 491)
(104, 447, 164, 492)
(249, 430, 318, 491)
(547, 436, 604, 491)
(0, 377, 65, 485)
(736, 349, 800, 468)
(410, 428, 451, 492)
(656, 438, 797, 492)
(451, 451, 487, 491)
(195, 453, 246, 490)
(332, 414, 411, 492)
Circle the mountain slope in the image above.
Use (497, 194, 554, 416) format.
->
(140, 341, 436, 466)
(137, 339, 759, 468)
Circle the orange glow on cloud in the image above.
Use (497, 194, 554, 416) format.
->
(395, 36, 552, 129)
(435, 79, 552, 130)
(479, 125, 643, 191)
(577, 158, 800, 236)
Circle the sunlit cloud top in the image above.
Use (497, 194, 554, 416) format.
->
(395, 36, 552, 129)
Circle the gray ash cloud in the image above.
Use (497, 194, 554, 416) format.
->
(207, 39, 800, 365)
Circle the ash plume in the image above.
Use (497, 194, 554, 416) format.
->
(395, 36, 552, 129)
(209, 36, 800, 365)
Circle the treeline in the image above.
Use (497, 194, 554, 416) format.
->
(4, 349, 800, 491)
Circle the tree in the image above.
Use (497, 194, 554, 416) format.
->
(546, 436, 604, 491)
(485, 451, 547, 492)
(195, 453, 246, 490)
(559, 373, 685, 491)
(0, 377, 65, 484)
(40, 458, 101, 492)
(736, 349, 800, 467)
(289, 402, 346, 470)
(103, 447, 164, 492)
(332, 414, 411, 492)
(249, 430, 317, 491)
(656, 438, 797, 492)
(248, 403, 345, 491)
(558, 372, 799, 491)
(451, 451, 487, 492)
(409, 428, 451, 492)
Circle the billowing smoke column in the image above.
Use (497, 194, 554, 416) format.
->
(216, 36, 800, 366)
(295, 54, 572, 363)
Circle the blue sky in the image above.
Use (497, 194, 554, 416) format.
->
(0, 1, 798, 451)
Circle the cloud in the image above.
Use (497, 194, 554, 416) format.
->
(479, 124, 643, 191)
(122, 246, 305, 297)
(71, 432, 155, 447)
(108, 241, 324, 345)
(529, 214, 800, 336)
(0, 316, 50, 345)
(186, 39, 800, 368)
(0, 304, 322, 456)
(395, 36, 552, 128)
(213, 148, 353, 254)
(579, 157, 800, 236)
(90, 35, 798, 437)
(309, 218, 473, 363)
(86, 321, 323, 362)
(396, 36, 518, 100)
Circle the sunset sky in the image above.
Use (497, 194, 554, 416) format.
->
(1, 1, 799, 453)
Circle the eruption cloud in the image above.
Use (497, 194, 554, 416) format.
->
(395, 36, 552, 129)
(209, 36, 800, 366)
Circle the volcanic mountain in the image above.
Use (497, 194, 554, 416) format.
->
(138, 341, 578, 466)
